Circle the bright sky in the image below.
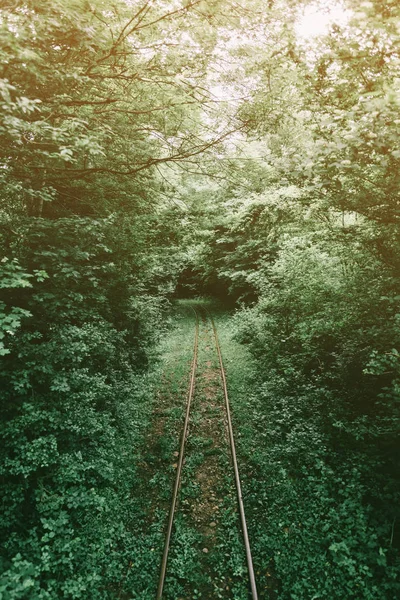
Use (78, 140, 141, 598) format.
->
(295, 2, 350, 39)
(208, 2, 352, 105)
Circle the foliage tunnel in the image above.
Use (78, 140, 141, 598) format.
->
(1, 0, 400, 598)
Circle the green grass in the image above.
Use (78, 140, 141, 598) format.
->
(132, 300, 251, 599)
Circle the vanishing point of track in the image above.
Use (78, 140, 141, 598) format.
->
(156, 307, 258, 600)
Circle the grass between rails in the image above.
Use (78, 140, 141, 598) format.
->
(131, 300, 251, 599)
(165, 305, 249, 599)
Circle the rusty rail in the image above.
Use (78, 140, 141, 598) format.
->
(208, 311, 259, 600)
(156, 308, 199, 600)
(156, 306, 258, 599)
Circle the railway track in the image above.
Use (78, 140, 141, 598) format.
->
(156, 306, 258, 600)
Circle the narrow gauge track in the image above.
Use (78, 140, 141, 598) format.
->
(156, 307, 258, 600)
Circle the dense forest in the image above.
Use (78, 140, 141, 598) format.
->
(1, 0, 399, 598)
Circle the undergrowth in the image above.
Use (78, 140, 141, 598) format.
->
(216, 311, 400, 600)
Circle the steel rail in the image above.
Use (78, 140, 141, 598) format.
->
(208, 311, 259, 600)
(156, 308, 199, 600)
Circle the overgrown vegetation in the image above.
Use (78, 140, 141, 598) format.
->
(183, 2, 400, 596)
(1, 0, 399, 598)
